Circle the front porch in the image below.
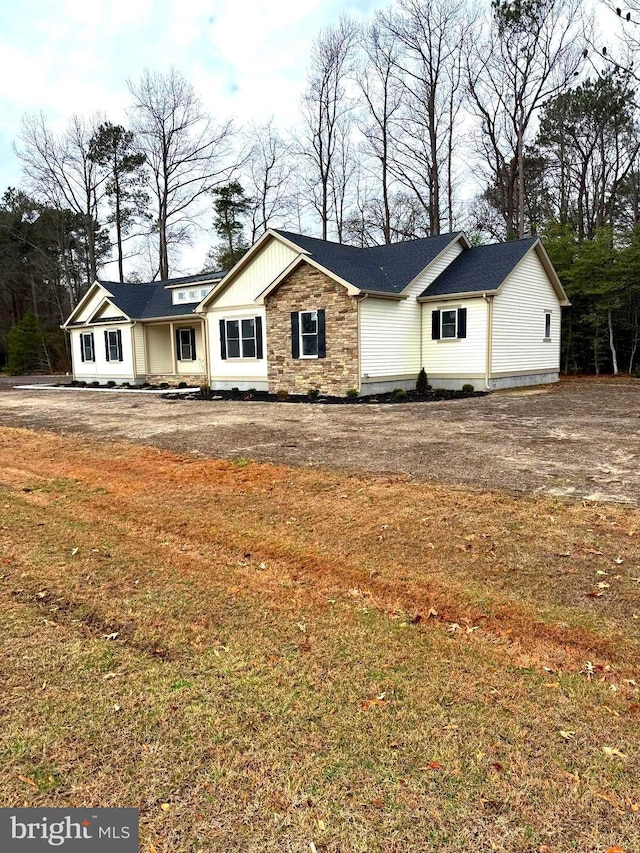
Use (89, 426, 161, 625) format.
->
(141, 319, 207, 384)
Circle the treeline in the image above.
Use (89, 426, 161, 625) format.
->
(1, 0, 640, 374)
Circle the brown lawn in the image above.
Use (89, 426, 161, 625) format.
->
(0, 426, 638, 852)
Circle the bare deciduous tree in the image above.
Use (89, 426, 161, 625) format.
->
(244, 120, 294, 242)
(357, 18, 404, 243)
(467, 0, 584, 239)
(300, 16, 358, 240)
(381, 0, 472, 236)
(16, 112, 108, 289)
(128, 67, 237, 279)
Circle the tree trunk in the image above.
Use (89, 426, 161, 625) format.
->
(517, 120, 525, 239)
(607, 309, 618, 375)
(114, 164, 124, 283)
(629, 307, 638, 374)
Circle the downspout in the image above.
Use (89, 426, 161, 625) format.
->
(357, 294, 367, 393)
(483, 294, 494, 391)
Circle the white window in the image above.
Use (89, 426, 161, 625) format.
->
(544, 311, 552, 340)
(300, 310, 318, 357)
(105, 330, 122, 362)
(201, 288, 209, 298)
(441, 309, 457, 339)
(225, 318, 256, 358)
(188, 290, 196, 299)
(80, 332, 94, 362)
(177, 328, 195, 361)
(178, 291, 186, 301)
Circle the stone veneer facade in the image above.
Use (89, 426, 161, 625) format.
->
(265, 263, 359, 396)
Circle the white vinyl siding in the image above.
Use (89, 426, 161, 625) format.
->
(208, 307, 268, 385)
(491, 250, 562, 375)
(215, 239, 298, 308)
(71, 323, 135, 381)
(360, 238, 465, 379)
(421, 298, 487, 377)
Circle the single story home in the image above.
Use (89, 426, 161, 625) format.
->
(63, 229, 570, 394)
(62, 271, 225, 386)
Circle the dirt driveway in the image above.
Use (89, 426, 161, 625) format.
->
(1, 377, 639, 504)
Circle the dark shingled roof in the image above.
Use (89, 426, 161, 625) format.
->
(97, 271, 225, 320)
(275, 230, 464, 295)
(421, 238, 538, 298)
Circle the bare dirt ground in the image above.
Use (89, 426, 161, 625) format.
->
(1, 376, 639, 504)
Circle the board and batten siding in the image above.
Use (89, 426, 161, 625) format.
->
(214, 239, 298, 308)
(421, 298, 488, 382)
(491, 249, 561, 376)
(74, 287, 110, 325)
(204, 235, 298, 388)
(360, 238, 465, 380)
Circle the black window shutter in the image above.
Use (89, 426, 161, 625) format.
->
(80, 335, 85, 362)
(291, 312, 300, 359)
(255, 316, 263, 359)
(117, 329, 123, 361)
(431, 310, 441, 340)
(457, 307, 467, 339)
(317, 309, 326, 358)
(175, 329, 182, 361)
(219, 319, 227, 360)
(189, 328, 196, 360)
(104, 330, 110, 361)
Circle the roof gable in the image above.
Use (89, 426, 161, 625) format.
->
(420, 239, 536, 299)
(64, 270, 226, 326)
(87, 297, 128, 323)
(196, 230, 303, 310)
(275, 230, 466, 295)
(419, 238, 569, 305)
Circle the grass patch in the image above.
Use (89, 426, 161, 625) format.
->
(0, 427, 638, 851)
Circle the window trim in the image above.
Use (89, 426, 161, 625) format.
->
(225, 317, 257, 360)
(105, 329, 122, 362)
(177, 327, 195, 361)
(80, 332, 94, 362)
(544, 310, 552, 341)
(440, 308, 458, 340)
(299, 310, 319, 359)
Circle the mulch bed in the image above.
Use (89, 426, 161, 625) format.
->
(175, 387, 487, 405)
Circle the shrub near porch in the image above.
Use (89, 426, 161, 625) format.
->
(265, 263, 359, 396)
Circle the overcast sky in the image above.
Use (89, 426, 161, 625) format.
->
(0, 0, 390, 274)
